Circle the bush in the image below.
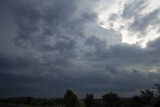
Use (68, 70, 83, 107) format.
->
(64, 89, 79, 107)
(102, 92, 120, 107)
(84, 94, 94, 107)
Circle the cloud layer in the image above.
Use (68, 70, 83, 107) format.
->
(0, 0, 160, 98)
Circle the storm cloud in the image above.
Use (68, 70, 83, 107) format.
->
(0, 0, 160, 98)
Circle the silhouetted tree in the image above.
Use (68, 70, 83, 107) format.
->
(84, 94, 94, 107)
(155, 99, 160, 107)
(24, 97, 35, 105)
(131, 96, 143, 107)
(140, 89, 154, 105)
(94, 99, 103, 107)
(102, 92, 120, 107)
(64, 89, 79, 107)
(54, 98, 64, 107)
(154, 83, 160, 107)
(153, 83, 160, 97)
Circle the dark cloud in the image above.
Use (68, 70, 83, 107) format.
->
(147, 37, 160, 48)
(0, 0, 160, 98)
(0, 46, 160, 98)
(13, 0, 97, 51)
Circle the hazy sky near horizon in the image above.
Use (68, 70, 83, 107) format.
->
(0, 0, 160, 98)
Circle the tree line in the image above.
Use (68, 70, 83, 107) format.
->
(0, 83, 160, 107)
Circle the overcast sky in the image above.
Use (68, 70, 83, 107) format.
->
(0, 0, 160, 98)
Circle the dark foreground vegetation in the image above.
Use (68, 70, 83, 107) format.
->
(0, 83, 160, 107)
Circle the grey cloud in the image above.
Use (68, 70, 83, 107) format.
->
(84, 38, 145, 64)
(84, 36, 108, 60)
(109, 14, 118, 21)
(0, 54, 107, 97)
(148, 37, 160, 48)
(122, 0, 148, 19)
(0, 53, 69, 78)
(85, 36, 106, 47)
(70, 38, 160, 96)
(82, 36, 160, 73)
(0, 43, 160, 98)
(121, 0, 160, 37)
(130, 8, 160, 34)
(68, 67, 158, 97)
(1, 0, 160, 98)
(12, 0, 97, 59)
(0, 53, 43, 75)
(11, 0, 98, 71)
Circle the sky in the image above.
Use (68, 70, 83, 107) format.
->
(0, 0, 160, 98)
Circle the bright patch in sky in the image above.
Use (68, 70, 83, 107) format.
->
(149, 66, 158, 73)
(97, 0, 160, 48)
